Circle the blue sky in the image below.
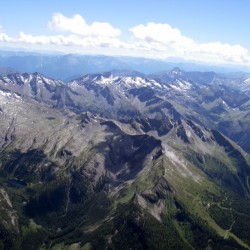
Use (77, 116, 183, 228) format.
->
(1, 0, 250, 67)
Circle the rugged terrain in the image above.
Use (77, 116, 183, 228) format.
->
(0, 69, 250, 249)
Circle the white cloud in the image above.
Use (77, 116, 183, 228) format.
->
(130, 22, 195, 49)
(16, 32, 125, 49)
(129, 22, 250, 65)
(48, 13, 121, 37)
(197, 42, 249, 63)
(0, 25, 13, 42)
(0, 32, 13, 43)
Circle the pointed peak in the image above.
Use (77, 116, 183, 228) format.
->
(169, 67, 184, 75)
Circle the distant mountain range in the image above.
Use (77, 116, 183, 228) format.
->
(1, 67, 250, 249)
(0, 66, 18, 76)
(1, 50, 250, 81)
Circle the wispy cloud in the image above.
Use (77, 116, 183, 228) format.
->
(0, 13, 250, 66)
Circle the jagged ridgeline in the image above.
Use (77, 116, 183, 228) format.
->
(0, 69, 250, 249)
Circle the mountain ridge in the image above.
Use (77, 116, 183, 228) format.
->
(1, 69, 250, 249)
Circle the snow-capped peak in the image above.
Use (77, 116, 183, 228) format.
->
(95, 74, 119, 85)
(70, 73, 164, 90)
(1, 73, 62, 88)
(170, 79, 192, 91)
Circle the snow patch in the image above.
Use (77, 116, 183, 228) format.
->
(96, 75, 119, 85)
(0, 90, 22, 103)
(122, 76, 152, 87)
(244, 78, 250, 85)
(170, 79, 192, 91)
(0, 90, 12, 97)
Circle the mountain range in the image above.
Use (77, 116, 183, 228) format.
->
(1, 50, 250, 81)
(0, 67, 250, 249)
